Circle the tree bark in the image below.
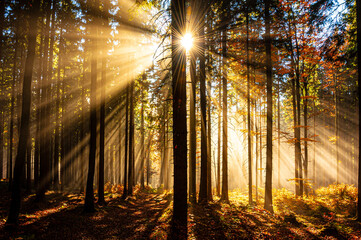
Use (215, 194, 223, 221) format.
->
(37, 0, 53, 200)
(357, 0, 361, 221)
(220, 11, 229, 202)
(189, 50, 197, 203)
(264, 0, 273, 213)
(98, 27, 107, 205)
(84, 0, 98, 213)
(171, 0, 187, 237)
(199, 10, 208, 202)
(128, 79, 134, 195)
(246, 6, 253, 205)
(140, 73, 146, 188)
(6, 0, 41, 224)
(122, 83, 129, 199)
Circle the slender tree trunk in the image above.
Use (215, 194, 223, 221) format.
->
(6, 0, 40, 224)
(292, 75, 299, 193)
(260, 101, 263, 187)
(54, 27, 63, 191)
(160, 106, 166, 186)
(296, 72, 302, 195)
(220, 15, 229, 202)
(357, 0, 361, 221)
(0, 0, 5, 180)
(335, 74, 339, 184)
(171, 0, 187, 237)
(128, 79, 134, 195)
(26, 131, 31, 193)
(34, 24, 43, 191)
(246, 6, 252, 205)
(313, 100, 316, 185)
(217, 77, 221, 197)
(304, 79, 308, 194)
(118, 92, 122, 185)
(122, 83, 129, 199)
(255, 100, 259, 203)
(37, 0, 52, 200)
(278, 79, 281, 188)
(189, 50, 197, 203)
(9, 35, 19, 191)
(199, 10, 208, 203)
(264, 0, 273, 213)
(84, 0, 98, 212)
(48, 2, 56, 187)
(98, 37, 106, 205)
(207, 71, 212, 201)
(140, 73, 145, 189)
(164, 102, 170, 189)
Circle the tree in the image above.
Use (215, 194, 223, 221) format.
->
(220, 0, 230, 203)
(356, 0, 361, 222)
(37, 0, 54, 200)
(122, 83, 129, 199)
(98, 1, 109, 205)
(84, 0, 99, 213)
(128, 78, 135, 195)
(264, 0, 273, 213)
(246, 1, 253, 205)
(199, 0, 208, 203)
(189, 45, 197, 203)
(0, 0, 4, 180)
(140, 73, 146, 188)
(171, 0, 187, 237)
(6, 0, 41, 224)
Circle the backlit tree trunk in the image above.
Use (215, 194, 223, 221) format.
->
(264, 0, 273, 213)
(6, 0, 41, 224)
(171, 0, 187, 237)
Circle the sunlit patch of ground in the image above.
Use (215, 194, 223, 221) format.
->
(189, 184, 360, 239)
(0, 182, 361, 239)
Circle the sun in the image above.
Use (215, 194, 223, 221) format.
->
(181, 33, 193, 52)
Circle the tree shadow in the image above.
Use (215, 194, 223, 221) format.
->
(190, 202, 229, 239)
(0, 191, 172, 240)
(190, 201, 323, 240)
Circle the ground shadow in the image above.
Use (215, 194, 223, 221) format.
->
(0, 191, 172, 240)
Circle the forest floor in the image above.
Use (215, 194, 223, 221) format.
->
(0, 181, 361, 239)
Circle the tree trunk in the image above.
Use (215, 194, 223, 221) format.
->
(48, 2, 56, 188)
(264, 0, 273, 213)
(122, 83, 129, 199)
(304, 79, 308, 194)
(335, 74, 339, 184)
(0, 0, 4, 180)
(171, 0, 187, 237)
(199, 8, 208, 203)
(37, 0, 53, 200)
(84, 0, 98, 213)
(278, 79, 281, 188)
(357, 0, 361, 221)
(246, 6, 252, 205)
(98, 35, 106, 205)
(189, 50, 197, 203)
(220, 9, 229, 202)
(207, 70, 212, 201)
(54, 27, 63, 191)
(217, 76, 221, 197)
(140, 73, 146, 188)
(6, 0, 41, 224)
(128, 79, 134, 195)
(9, 34, 19, 191)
